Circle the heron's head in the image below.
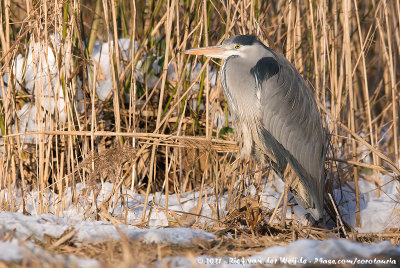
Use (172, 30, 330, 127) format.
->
(183, 35, 262, 60)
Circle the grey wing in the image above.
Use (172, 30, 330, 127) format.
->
(257, 52, 326, 213)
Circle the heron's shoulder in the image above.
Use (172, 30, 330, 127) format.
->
(262, 46, 296, 68)
(250, 57, 280, 84)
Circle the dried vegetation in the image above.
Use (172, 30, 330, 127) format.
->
(0, 0, 400, 266)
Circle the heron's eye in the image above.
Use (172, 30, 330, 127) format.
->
(234, 44, 241, 49)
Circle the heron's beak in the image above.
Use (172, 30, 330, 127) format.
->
(183, 45, 228, 59)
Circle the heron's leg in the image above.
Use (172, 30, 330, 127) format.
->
(281, 180, 289, 227)
(281, 164, 296, 227)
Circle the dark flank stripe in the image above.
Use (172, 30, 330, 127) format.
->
(250, 57, 280, 86)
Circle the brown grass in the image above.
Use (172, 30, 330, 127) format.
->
(1, 0, 400, 266)
(1, 224, 399, 267)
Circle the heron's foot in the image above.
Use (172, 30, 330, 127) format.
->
(309, 215, 329, 229)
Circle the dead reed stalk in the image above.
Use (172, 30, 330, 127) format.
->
(0, 0, 399, 234)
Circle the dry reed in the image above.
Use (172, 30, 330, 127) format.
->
(0, 0, 400, 265)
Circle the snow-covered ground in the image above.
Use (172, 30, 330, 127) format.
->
(6, 173, 398, 233)
(0, 239, 99, 267)
(1, 37, 400, 266)
(1, 173, 399, 266)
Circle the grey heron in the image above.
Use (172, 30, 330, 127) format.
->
(184, 35, 326, 223)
